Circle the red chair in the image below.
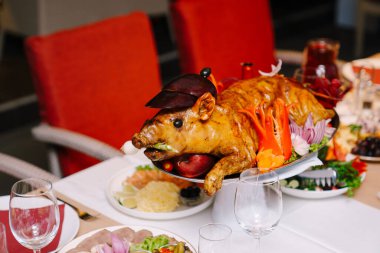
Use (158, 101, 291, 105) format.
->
(25, 12, 161, 176)
(170, 0, 302, 79)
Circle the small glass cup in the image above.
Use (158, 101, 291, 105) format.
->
(198, 223, 232, 253)
(0, 223, 9, 253)
(303, 38, 340, 82)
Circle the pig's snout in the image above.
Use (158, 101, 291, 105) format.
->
(132, 133, 148, 149)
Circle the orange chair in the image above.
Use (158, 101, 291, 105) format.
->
(25, 12, 161, 177)
(170, 0, 303, 79)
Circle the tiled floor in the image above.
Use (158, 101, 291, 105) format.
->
(0, 7, 380, 195)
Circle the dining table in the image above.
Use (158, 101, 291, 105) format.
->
(50, 53, 380, 253)
(9, 53, 377, 253)
(52, 146, 380, 253)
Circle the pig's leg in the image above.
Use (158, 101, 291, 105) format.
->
(204, 155, 252, 195)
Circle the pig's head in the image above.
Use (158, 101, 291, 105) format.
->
(132, 92, 217, 161)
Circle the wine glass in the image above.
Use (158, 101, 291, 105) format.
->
(9, 178, 60, 253)
(234, 168, 282, 252)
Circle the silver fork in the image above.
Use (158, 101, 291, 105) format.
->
(298, 168, 337, 187)
(57, 197, 97, 221)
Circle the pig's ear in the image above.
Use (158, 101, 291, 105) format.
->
(192, 92, 215, 121)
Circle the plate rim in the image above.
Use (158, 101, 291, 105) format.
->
(105, 167, 214, 220)
(58, 225, 197, 253)
(357, 155, 380, 162)
(281, 185, 348, 199)
(281, 172, 366, 199)
(0, 195, 79, 253)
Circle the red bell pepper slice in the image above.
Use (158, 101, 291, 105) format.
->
(240, 98, 292, 166)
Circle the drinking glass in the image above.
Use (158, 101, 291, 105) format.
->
(303, 38, 340, 82)
(0, 223, 9, 253)
(234, 169, 282, 252)
(9, 178, 60, 253)
(198, 223, 232, 253)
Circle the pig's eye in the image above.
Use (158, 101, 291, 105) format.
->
(173, 119, 183, 128)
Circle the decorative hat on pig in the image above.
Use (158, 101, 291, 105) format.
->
(146, 68, 217, 109)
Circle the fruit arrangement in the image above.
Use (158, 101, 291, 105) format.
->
(306, 77, 351, 109)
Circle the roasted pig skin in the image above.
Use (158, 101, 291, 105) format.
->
(132, 75, 335, 195)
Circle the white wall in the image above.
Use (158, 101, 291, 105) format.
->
(2, 0, 169, 35)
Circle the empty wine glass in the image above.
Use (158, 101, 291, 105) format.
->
(9, 178, 60, 253)
(234, 168, 282, 252)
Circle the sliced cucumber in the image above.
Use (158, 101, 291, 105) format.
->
(287, 179, 300, 189)
(280, 179, 288, 187)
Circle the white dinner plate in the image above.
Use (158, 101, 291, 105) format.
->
(342, 58, 380, 85)
(105, 166, 214, 220)
(0, 195, 80, 252)
(58, 225, 197, 253)
(281, 173, 366, 199)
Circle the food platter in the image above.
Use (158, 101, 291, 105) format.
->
(58, 225, 196, 253)
(342, 58, 380, 85)
(281, 173, 366, 199)
(155, 113, 340, 184)
(158, 150, 323, 184)
(105, 167, 214, 220)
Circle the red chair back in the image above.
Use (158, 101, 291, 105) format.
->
(170, 0, 276, 79)
(25, 12, 161, 175)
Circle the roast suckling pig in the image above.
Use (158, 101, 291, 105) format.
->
(131, 74, 335, 195)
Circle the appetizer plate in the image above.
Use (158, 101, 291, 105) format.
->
(58, 225, 197, 253)
(0, 195, 79, 253)
(281, 185, 348, 199)
(281, 173, 366, 199)
(106, 168, 214, 220)
(342, 58, 380, 85)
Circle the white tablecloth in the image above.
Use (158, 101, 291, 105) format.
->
(53, 151, 380, 253)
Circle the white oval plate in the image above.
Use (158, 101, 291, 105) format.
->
(342, 58, 380, 85)
(281, 173, 366, 199)
(0, 195, 79, 253)
(58, 225, 196, 253)
(281, 186, 348, 199)
(358, 155, 380, 162)
(105, 166, 214, 220)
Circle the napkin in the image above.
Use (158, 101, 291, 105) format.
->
(0, 204, 65, 253)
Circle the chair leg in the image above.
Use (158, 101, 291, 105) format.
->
(47, 146, 63, 178)
(355, 0, 366, 58)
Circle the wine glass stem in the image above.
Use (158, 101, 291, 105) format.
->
(255, 237, 261, 253)
(34, 249, 41, 253)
